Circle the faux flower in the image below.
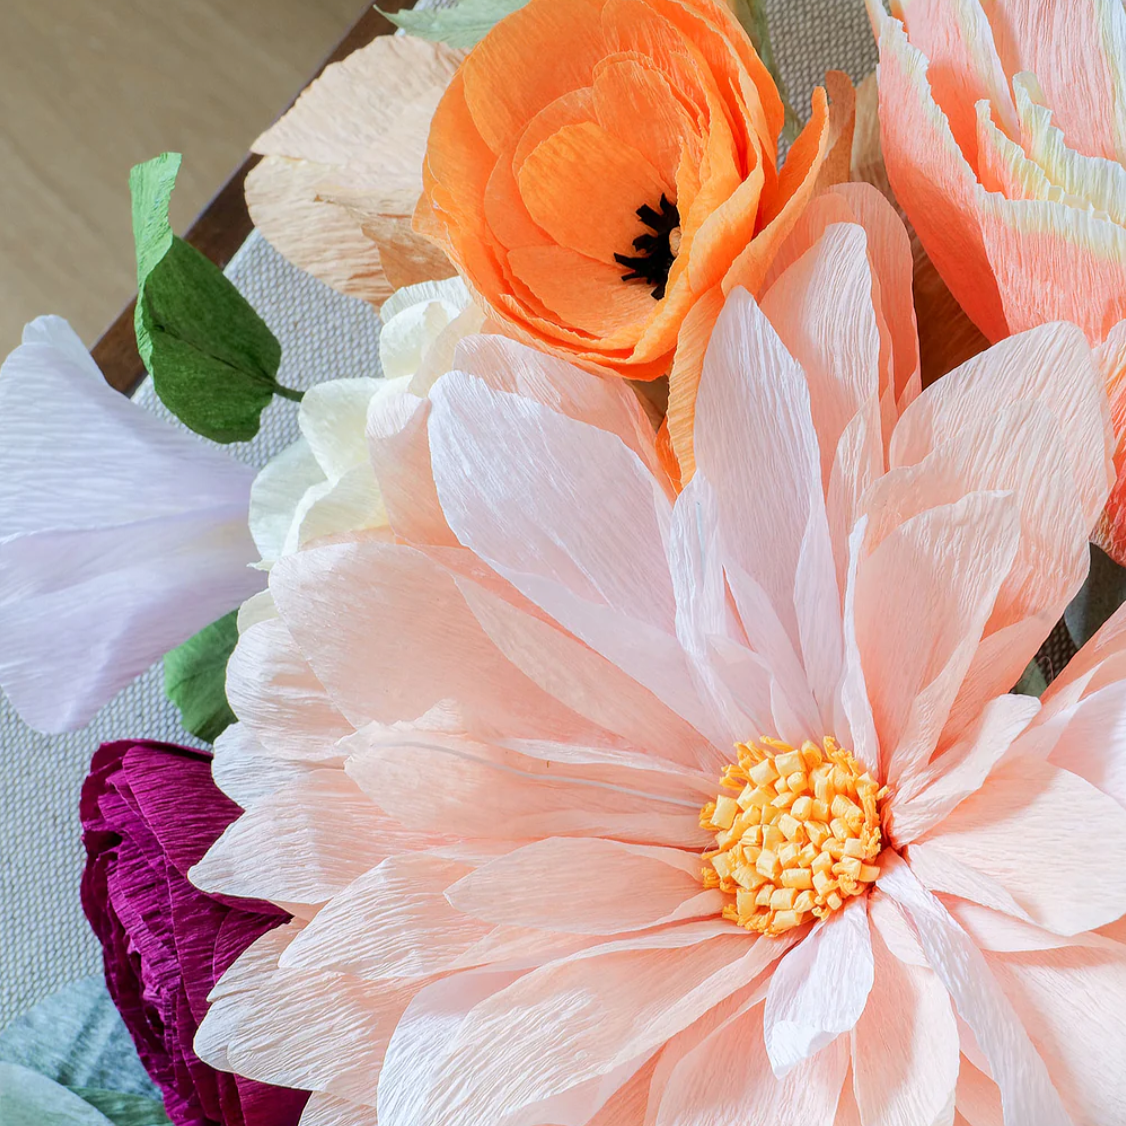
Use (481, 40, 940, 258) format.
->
(191, 188, 1126, 1125)
(414, 0, 830, 404)
(81, 740, 306, 1126)
(0, 317, 263, 732)
(867, 0, 1126, 558)
(245, 35, 464, 307)
(248, 278, 483, 565)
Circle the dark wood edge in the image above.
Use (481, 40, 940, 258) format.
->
(92, 0, 414, 395)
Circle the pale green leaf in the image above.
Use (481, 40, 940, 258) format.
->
(380, 0, 527, 47)
(163, 610, 239, 743)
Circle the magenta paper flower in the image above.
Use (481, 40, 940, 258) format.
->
(80, 740, 307, 1126)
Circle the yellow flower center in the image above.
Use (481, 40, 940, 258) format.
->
(700, 737, 886, 936)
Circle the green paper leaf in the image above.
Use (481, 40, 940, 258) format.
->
(727, 0, 802, 144)
(380, 0, 527, 47)
(1065, 543, 1126, 650)
(0, 1064, 115, 1126)
(163, 610, 239, 743)
(68, 1089, 171, 1126)
(131, 154, 297, 444)
(1012, 658, 1048, 698)
(0, 978, 159, 1099)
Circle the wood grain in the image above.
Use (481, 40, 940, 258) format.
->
(90, 4, 410, 394)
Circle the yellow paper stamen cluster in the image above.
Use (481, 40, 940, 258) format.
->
(700, 737, 886, 936)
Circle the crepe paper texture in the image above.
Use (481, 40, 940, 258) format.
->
(81, 741, 306, 1126)
(381, 0, 527, 47)
(0, 315, 264, 734)
(163, 612, 239, 744)
(191, 194, 1126, 1124)
(413, 0, 833, 484)
(867, 0, 1126, 565)
(131, 153, 300, 444)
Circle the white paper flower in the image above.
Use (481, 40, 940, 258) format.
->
(0, 317, 264, 733)
(248, 277, 482, 564)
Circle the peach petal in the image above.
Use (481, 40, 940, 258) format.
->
(225, 616, 353, 762)
(852, 491, 1021, 786)
(196, 924, 421, 1105)
(209, 722, 323, 810)
(190, 770, 425, 906)
(985, 0, 1126, 162)
(653, 999, 849, 1126)
(889, 693, 1040, 844)
(280, 854, 493, 979)
(692, 288, 822, 648)
(344, 729, 708, 848)
(446, 838, 721, 934)
(454, 575, 719, 768)
(851, 921, 959, 1126)
(764, 895, 874, 1077)
(299, 1094, 375, 1126)
(954, 1058, 1003, 1126)
(270, 540, 596, 740)
(917, 755, 1126, 934)
(411, 934, 780, 1126)
(872, 11, 1008, 340)
(760, 222, 882, 490)
(988, 941, 1126, 1124)
(1040, 680, 1126, 808)
(877, 855, 1072, 1126)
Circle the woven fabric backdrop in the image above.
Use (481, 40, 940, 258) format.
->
(0, 0, 878, 1029)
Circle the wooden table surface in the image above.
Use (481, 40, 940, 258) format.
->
(92, 1, 412, 395)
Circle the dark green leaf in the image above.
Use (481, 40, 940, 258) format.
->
(380, 0, 527, 47)
(1065, 542, 1126, 650)
(131, 154, 294, 443)
(163, 610, 240, 743)
(68, 1089, 171, 1126)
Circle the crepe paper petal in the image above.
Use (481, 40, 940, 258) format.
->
(763, 896, 874, 1077)
(193, 234, 1125, 1122)
(246, 35, 463, 307)
(131, 153, 297, 443)
(0, 317, 264, 733)
(163, 611, 239, 744)
(878, 856, 1074, 1126)
(382, 0, 528, 47)
(80, 741, 303, 1126)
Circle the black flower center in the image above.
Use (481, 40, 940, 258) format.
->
(614, 194, 680, 301)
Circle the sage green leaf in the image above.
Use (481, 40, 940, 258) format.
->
(1065, 543, 1126, 650)
(163, 610, 239, 743)
(131, 154, 296, 444)
(68, 1089, 171, 1126)
(381, 0, 527, 47)
(727, 0, 802, 143)
(0, 1064, 114, 1126)
(0, 978, 158, 1099)
(1012, 658, 1048, 698)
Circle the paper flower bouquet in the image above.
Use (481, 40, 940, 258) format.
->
(4, 0, 1126, 1123)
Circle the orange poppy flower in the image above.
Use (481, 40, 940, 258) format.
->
(416, 0, 829, 477)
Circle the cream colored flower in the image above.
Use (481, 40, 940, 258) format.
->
(248, 278, 481, 565)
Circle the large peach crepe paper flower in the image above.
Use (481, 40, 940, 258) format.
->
(244, 35, 464, 307)
(190, 189, 1126, 1126)
(867, 0, 1126, 560)
(415, 0, 830, 462)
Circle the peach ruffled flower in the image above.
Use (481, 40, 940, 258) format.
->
(868, 0, 1126, 560)
(415, 0, 830, 467)
(191, 186, 1126, 1125)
